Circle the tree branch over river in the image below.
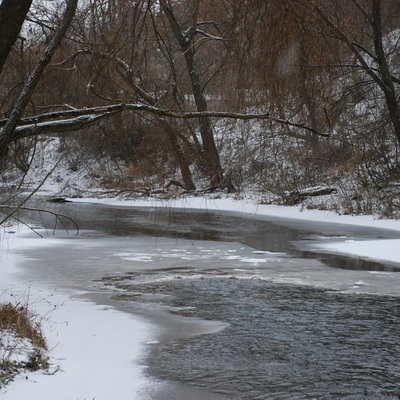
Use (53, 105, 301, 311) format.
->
(0, 103, 329, 140)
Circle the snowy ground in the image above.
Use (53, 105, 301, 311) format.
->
(0, 228, 154, 400)
(1, 194, 400, 399)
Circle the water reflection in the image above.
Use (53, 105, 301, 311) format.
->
(32, 201, 400, 272)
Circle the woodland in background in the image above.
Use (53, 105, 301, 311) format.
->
(1, 0, 400, 217)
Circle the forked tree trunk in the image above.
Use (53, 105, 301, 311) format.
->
(159, 0, 236, 192)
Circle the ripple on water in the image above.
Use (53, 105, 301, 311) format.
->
(135, 279, 400, 400)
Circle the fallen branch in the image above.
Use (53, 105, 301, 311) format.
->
(0, 102, 329, 140)
(284, 186, 337, 205)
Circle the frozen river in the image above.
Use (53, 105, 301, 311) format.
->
(13, 201, 400, 399)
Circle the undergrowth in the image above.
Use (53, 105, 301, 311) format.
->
(0, 301, 49, 388)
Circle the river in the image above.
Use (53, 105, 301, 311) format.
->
(14, 201, 400, 399)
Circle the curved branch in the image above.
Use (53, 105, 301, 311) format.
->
(0, 205, 79, 236)
(5, 102, 328, 139)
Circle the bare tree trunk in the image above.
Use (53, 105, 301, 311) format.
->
(112, 54, 197, 190)
(159, 0, 235, 191)
(371, 0, 400, 146)
(164, 124, 196, 191)
(314, 0, 400, 147)
(0, 0, 78, 154)
(0, 0, 33, 75)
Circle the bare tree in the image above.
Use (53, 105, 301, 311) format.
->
(158, 0, 235, 191)
(0, 0, 79, 154)
(307, 0, 400, 146)
(0, 0, 330, 196)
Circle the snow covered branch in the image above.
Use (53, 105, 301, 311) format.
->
(194, 29, 224, 41)
(12, 114, 110, 138)
(0, 0, 78, 151)
(1, 102, 329, 140)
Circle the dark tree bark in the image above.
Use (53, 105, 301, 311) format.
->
(113, 55, 197, 190)
(371, 0, 400, 146)
(313, 0, 400, 147)
(0, 0, 33, 75)
(61, 49, 197, 191)
(159, 0, 235, 191)
(164, 124, 196, 191)
(0, 0, 78, 154)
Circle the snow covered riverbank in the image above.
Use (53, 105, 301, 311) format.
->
(0, 229, 153, 400)
(1, 195, 400, 399)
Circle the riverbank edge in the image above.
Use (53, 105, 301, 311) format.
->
(68, 195, 400, 266)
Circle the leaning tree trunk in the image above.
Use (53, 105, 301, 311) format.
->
(0, 0, 33, 75)
(184, 52, 226, 188)
(0, 0, 78, 155)
(371, 0, 400, 147)
(159, 0, 235, 192)
(314, 0, 400, 148)
(161, 121, 196, 190)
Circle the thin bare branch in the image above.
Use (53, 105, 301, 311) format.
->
(0, 159, 62, 226)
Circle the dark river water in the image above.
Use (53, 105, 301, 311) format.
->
(23, 200, 400, 399)
(139, 280, 400, 399)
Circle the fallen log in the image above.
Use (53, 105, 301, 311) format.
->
(284, 186, 337, 205)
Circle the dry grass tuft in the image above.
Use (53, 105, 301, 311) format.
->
(0, 301, 49, 387)
(0, 302, 47, 349)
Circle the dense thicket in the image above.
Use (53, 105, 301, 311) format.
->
(1, 0, 400, 216)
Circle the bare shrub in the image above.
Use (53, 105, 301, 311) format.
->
(0, 301, 49, 387)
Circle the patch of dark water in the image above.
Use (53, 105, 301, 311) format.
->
(298, 250, 400, 273)
(132, 278, 400, 399)
(30, 201, 400, 272)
